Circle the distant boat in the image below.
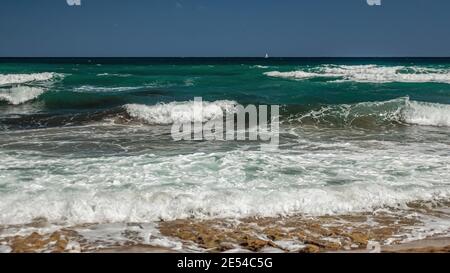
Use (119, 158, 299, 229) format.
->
(265, 53, 269, 59)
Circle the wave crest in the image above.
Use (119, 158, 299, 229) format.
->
(0, 72, 62, 86)
(0, 86, 45, 105)
(265, 65, 450, 84)
(288, 97, 450, 128)
(404, 100, 450, 127)
(124, 100, 237, 125)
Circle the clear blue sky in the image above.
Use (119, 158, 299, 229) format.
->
(1, 0, 449, 57)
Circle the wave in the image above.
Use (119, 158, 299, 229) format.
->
(0, 99, 238, 129)
(0, 147, 449, 225)
(0, 72, 63, 86)
(0, 82, 167, 110)
(251, 65, 269, 69)
(288, 97, 450, 128)
(74, 85, 145, 93)
(125, 100, 237, 125)
(265, 65, 450, 84)
(403, 100, 450, 127)
(0, 86, 46, 105)
(1, 183, 449, 225)
(96, 73, 132, 77)
(3, 97, 448, 129)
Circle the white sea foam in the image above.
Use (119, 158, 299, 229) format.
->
(265, 70, 321, 79)
(0, 141, 448, 225)
(0, 245, 12, 253)
(0, 72, 62, 86)
(0, 86, 45, 105)
(265, 65, 450, 84)
(403, 100, 450, 127)
(184, 78, 195, 87)
(124, 100, 237, 124)
(96, 73, 132, 77)
(290, 97, 450, 128)
(74, 85, 143, 92)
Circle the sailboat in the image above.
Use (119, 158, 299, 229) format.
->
(265, 53, 269, 59)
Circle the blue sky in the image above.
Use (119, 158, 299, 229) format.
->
(0, 0, 449, 57)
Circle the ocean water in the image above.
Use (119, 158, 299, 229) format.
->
(0, 58, 449, 249)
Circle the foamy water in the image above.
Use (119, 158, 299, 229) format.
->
(125, 100, 237, 124)
(0, 72, 63, 105)
(0, 86, 45, 105)
(0, 60, 449, 252)
(403, 100, 450, 127)
(265, 65, 450, 84)
(288, 97, 450, 128)
(0, 72, 61, 86)
(0, 124, 448, 225)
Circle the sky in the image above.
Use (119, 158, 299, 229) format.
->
(0, 0, 449, 57)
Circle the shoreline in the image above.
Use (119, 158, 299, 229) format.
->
(94, 237, 450, 253)
(93, 237, 450, 253)
(2, 233, 450, 253)
(3, 233, 449, 253)
(1, 201, 449, 253)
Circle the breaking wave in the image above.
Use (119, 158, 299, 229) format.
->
(0, 72, 63, 86)
(288, 97, 450, 128)
(74, 85, 145, 93)
(404, 100, 450, 127)
(0, 148, 449, 225)
(0, 86, 46, 105)
(0, 72, 63, 105)
(265, 65, 450, 84)
(124, 100, 237, 125)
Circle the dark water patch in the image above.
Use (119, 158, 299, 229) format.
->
(39, 91, 126, 109)
(0, 108, 127, 130)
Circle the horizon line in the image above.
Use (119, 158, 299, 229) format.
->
(1, 56, 450, 59)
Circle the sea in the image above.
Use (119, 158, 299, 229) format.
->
(0, 58, 449, 252)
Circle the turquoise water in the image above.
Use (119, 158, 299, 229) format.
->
(0, 58, 449, 245)
(1, 58, 450, 128)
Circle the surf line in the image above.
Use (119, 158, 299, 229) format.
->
(170, 97, 280, 150)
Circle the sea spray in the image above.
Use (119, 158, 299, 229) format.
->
(167, 97, 280, 149)
(0, 72, 62, 86)
(265, 65, 450, 83)
(0, 86, 46, 105)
